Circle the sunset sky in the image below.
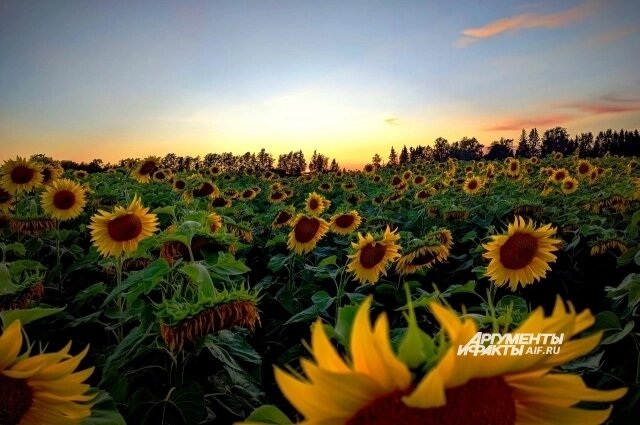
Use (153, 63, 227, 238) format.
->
(1, 0, 639, 169)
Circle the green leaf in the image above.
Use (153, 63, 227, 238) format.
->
(318, 255, 337, 268)
(0, 306, 65, 327)
(268, 254, 288, 273)
(0, 263, 19, 295)
(181, 262, 216, 299)
(153, 205, 176, 216)
(245, 405, 293, 424)
(74, 282, 107, 304)
(5, 242, 26, 256)
(398, 286, 433, 369)
(171, 382, 205, 425)
(284, 291, 333, 325)
(334, 305, 358, 348)
(601, 321, 634, 345)
(81, 390, 127, 425)
(213, 252, 251, 275)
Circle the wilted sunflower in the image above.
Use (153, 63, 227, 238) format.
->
(132, 156, 160, 183)
(0, 320, 96, 425)
(0, 187, 14, 213)
(287, 214, 330, 255)
(40, 178, 86, 221)
(462, 176, 483, 195)
(561, 176, 579, 194)
(483, 216, 560, 290)
(0, 157, 43, 193)
(305, 192, 331, 215)
(207, 212, 223, 232)
(590, 239, 627, 256)
(347, 226, 401, 284)
(329, 210, 362, 235)
(88, 195, 159, 257)
(264, 296, 625, 425)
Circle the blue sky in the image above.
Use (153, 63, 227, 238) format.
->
(1, 0, 639, 167)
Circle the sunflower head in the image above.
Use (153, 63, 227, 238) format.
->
(88, 194, 159, 257)
(462, 176, 483, 195)
(40, 163, 63, 185)
(40, 178, 86, 221)
(132, 156, 160, 183)
(347, 226, 401, 284)
(305, 192, 330, 215)
(1, 157, 43, 194)
(329, 210, 362, 235)
(287, 214, 330, 255)
(272, 206, 296, 229)
(561, 176, 579, 194)
(0, 187, 14, 214)
(482, 216, 561, 290)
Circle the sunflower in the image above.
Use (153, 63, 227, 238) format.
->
(173, 179, 186, 191)
(412, 175, 426, 185)
(589, 239, 627, 256)
(211, 196, 232, 208)
(347, 226, 401, 284)
(396, 244, 447, 275)
(0, 157, 43, 193)
(287, 214, 330, 255)
(576, 160, 593, 178)
(341, 181, 357, 191)
(88, 195, 159, 257)
(529, 156, 539, 164)
(267, 190, 288, 204)
(561, 176, 579, 194)
(40, 178, 86, 221)
(239, 189, 257, 201)
(207, 212, 223, 232)
(483, 216, 561, 290)
(370, 175, 382, 183)
(266, 296, 625, 425)
(210, 165, 222, 176)
(40, 163, 63, 185)
(402, 170, 413, 181)
(153, 169, 169, 182)
(0, 187, 14, 213)
(192, 182, 219, 198)
(272, 207, 296, 229)
(318, 182, 333, 192)
(506, 160, 520, 177)
(132, 156, 160, 183)
(550, 168, 569, 184)
(0, 320, 95, 425)
(329, 210, 362, 235)
(462, 176, 483, 195)
(553, 151, 564, 160)
(305, 192, 331, 215)
(363, 164, 375, 174)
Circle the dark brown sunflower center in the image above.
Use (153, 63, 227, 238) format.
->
(500, 232, 539, 270)
(359, 243, 388, 269)
(155, 171, 165, 179)
(53, 190, 76, 210)
(107, 214, 143, 242)
(10, 166, 35, 184)
(211, 197, 228, 207)
(194, 183, 215, 197)
(0, 375, 33, 425)
(242, 190, 254, 198)
(415, 177, 424, 184)
(335, 214, 355, 228)
(578, 164, 589, 174)
(392, 177, 402, 185)
(275, 211, 292, 224)
(309, 198, 319, 210)
(41, 168, 52, 183)
(294, 217, 321, 243)
(139, 161, 156, 175)
(555, 171, 566, 180)
(320, 183, 331, 190)
(417, 191, 429, 199)
(467, 180, 478, 190)
(271, 192, 284, 200)
(409, 249, 440, 266)
(0, 189, 10, 203)
(174, 180, 186, 189)
(346, 377, 515, 425)
(510, 163, 517, 171)
(564, 181, 574, 189)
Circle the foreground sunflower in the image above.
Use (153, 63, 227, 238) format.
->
(88, 195, 159, 257)
(0, 320, 95, 425)
(0, 157, 43, 194)
(305, 192, 331, 215)
(287, 214, 330, 255)
(483, 216, 560, 290)
(262, 296, 625, 425)
(40, 178, 86, 221)
(347, 226, 401, 284)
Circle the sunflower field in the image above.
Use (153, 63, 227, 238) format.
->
(0, 153, 639, 425)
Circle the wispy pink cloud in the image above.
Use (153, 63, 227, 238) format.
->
(591, 26, 640, 45)
(455, 0, 601, 47)
(561, 100, 640, 115)
(484, 114, 575, 131)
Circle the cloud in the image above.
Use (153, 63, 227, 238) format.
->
(384, 118, 400, 125)
(455, 0, 600, 47)
(560, 100, 640, 115)
(591, 26, 640, 45)
(484, 114, 575, 131)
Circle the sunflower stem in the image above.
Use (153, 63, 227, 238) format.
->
(55, 221, 62, 292)
(115, 255, 125, 342)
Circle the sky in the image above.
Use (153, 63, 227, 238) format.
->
(1, 0, 639, 169)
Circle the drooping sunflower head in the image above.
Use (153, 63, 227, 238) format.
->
(462, 176, 483, 195)
(286, 214, 330, 255)
(561, 176, 579, 194)
(347, 226, 401, 284)
(483, 216, 561, 290)
(0, 157, 43, 194)
(0, 320, 96, 425)
(329, 210, 362, 235)
(40, 162, 63, 185)
(88, 194, 159, 257)
(396, 240, 447, 276)
(207, 212, 223, 232)
(132, 156, 160, 183)
(211, 196, 232, 209)
(40, 178, 86, 221)
(192, 181, 219, 198)
(305, 192, 330, 215)
(0, 187, 14, 214)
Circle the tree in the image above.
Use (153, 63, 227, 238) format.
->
(528, 128, 541, 157)
(433, 137, 450, 162)
(485, 138, 514, 160)
(450, 137, 483, 161)
(541, 127, 571, 156)
(515, 129, 529, 157)
(371, 153, 382, 169)
(329, 159, 339, 172)
(388, 147, 398, 166)
(399, 145, 409, 165)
